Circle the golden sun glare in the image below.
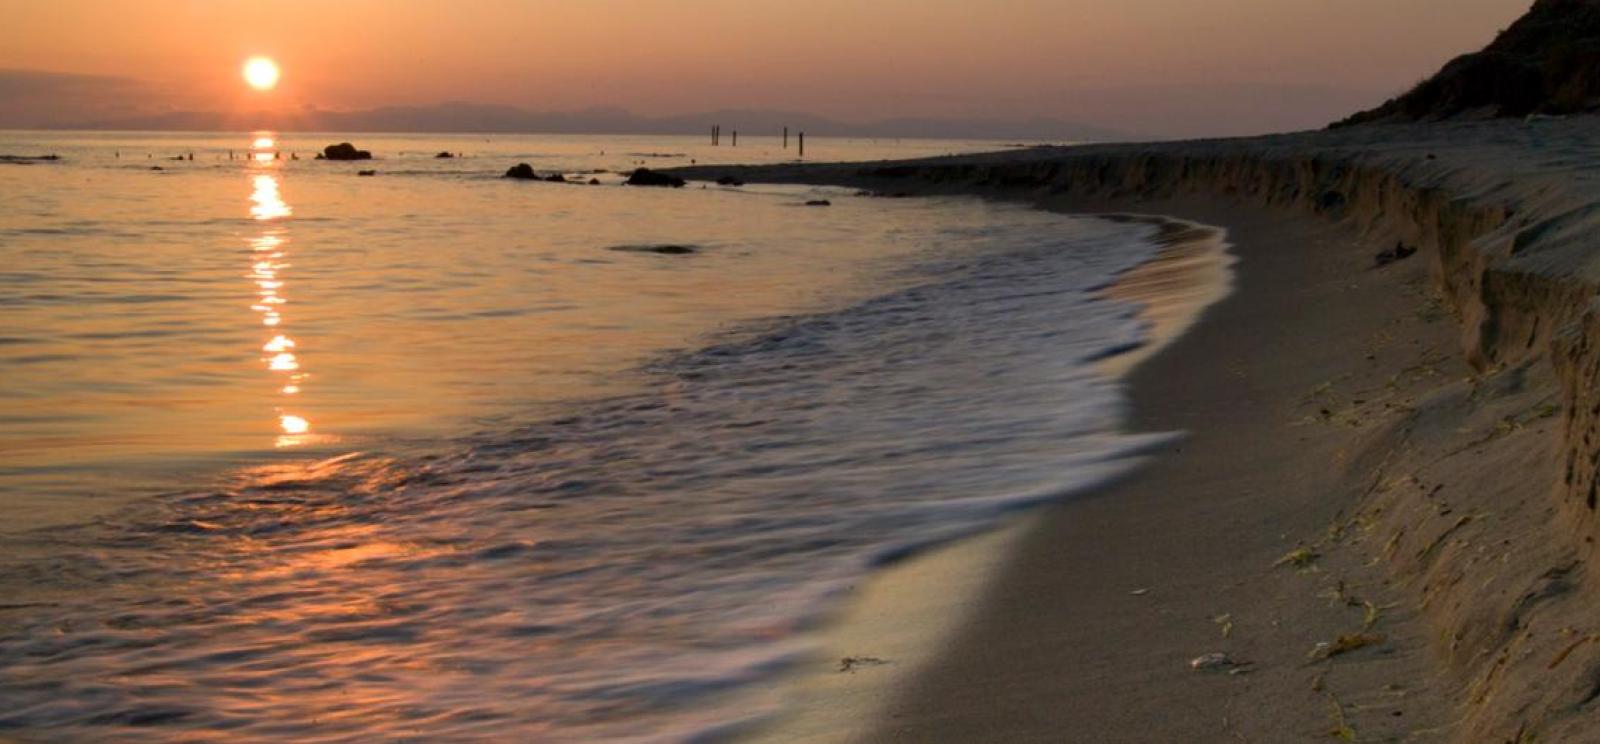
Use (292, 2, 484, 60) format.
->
(243, 57, 280, 91)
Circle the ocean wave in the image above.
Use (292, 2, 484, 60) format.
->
(0, 215, 1169, 741)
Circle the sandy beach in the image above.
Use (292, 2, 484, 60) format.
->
(14, 0, 1600, 740)
(673, 114, 1600, 741)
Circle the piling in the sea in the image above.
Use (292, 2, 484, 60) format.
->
(799, 132, 805, 158)
(783, 127, 789, 149)
(732, 131, 738, 147)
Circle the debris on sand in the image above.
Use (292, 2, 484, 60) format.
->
(1310, 632, 1386, 660)
(1374, 241, 1418, 267)
(1275, 546, 1321, 570)
(1190, 653, 1252, 674)
(838, 656, 889, 673)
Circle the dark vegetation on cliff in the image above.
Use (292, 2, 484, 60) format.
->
(1335, 0, 1600, 126)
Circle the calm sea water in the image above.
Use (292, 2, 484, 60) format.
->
(0, 131, 1169, 741)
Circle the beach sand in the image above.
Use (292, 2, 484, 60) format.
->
(737, 197, 1463, 743)
(860, 197, 1464, 742)
(677, 116, 1600, 741)
(738, 214, 1236, 743)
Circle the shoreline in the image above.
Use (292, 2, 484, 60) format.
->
(676, 115, 1600, 741)
(859, 194, 1463, 741)
(735, 213, 1239, 743)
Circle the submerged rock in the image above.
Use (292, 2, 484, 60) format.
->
(607, 244, 699, 255)
(805, 199, 832, 207)
(588, 177, 602, 185)
(357, 169, 377, 177)
(625, 168, 686, 188)
(545, 173, 567, 183)
(320, 142, 373, 161)
(504, 163, 539, 180)
(435, 151, 455, 159)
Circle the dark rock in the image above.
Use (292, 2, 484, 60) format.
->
(1374, 241, 1419, 267)
(716, 175, 746, 186)
(150, 166, 163, 171)
(608, 244, 699, 255)
(504, 163, 539, 179)
(625, 168, 686, 188)
(435, 151, 455, 159)
(1334, 0, 1600, 126)
(321, 142, 373, 161)
(588, 178, 601, 185)
(357, 170, 377, 177)
(805, 199, 832, 207)
(545, 173, 567, 183)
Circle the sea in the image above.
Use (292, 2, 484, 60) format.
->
(0, 130, 1177, 741)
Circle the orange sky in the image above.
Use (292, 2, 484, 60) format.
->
(0, 0, 1532, 134)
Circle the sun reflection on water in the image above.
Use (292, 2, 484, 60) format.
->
(245, 145, 320, 448)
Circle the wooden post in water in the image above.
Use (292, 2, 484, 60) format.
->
(711, 125, 717, 145)
(798, 132, 805, 158)
(783, 127, 788, 149)
(732, 130, 737, 147)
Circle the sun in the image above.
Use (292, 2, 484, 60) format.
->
(243, 57, 280, 91)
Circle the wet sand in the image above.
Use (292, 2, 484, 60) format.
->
(739, 213, 1236, 743)
(737, 195, 1464, 742)
(860, 196, 1464, 741)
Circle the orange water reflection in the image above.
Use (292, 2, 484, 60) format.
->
(245, 143, 319, 448)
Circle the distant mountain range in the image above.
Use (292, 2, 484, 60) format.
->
(36, 102, 1128, 142)
(0, 68, 1397, 140)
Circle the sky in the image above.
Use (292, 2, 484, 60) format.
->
(0, 0, 1534, 138)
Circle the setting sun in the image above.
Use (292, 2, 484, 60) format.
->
(242, 56, 279, 90)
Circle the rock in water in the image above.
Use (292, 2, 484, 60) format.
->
(805, 199, 832, 207)
(545, 173, 567, 183)
(321, 142, 373, 161)
(608, 244, 699, 255)
(504, 163, 539, 180)
(716, 175, 745, 186)
(357, 170, 377, 177)
(435, 151, 455, 159)
(625, 168, 686, 188)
